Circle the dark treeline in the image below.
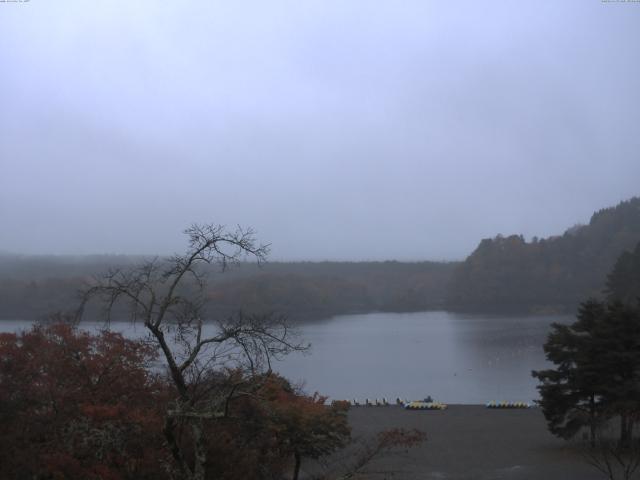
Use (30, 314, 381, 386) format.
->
(447, 197, 640, 313)
(2, 197, 640, 320)
(0, 257, 456, 321)
(206, 261, 456, 320)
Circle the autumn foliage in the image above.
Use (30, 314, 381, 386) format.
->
(163, 374, 350, 480)
(240, 376, 351, 480)
(0, 325, 355, 480)
(0, 324, 168, 480)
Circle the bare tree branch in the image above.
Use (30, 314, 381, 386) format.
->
(77, 223, 302, 480)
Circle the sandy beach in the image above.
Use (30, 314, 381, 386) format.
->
(316, 405, 607, 480)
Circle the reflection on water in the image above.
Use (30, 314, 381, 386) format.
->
(0, 311, 571, 404)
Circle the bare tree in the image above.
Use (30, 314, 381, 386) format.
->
(337, 428, 426, 479)
(78, 224, 308, 480)
(579, 424, 640, 480)
(306, 428, 426, 480)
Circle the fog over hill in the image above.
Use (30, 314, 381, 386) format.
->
(2, 197, 639, 320)
(447, 197, 640, 313)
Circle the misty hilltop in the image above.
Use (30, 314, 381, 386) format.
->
(447, 197, 640, 313)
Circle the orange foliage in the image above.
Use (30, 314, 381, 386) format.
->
(199, 374, 350, 479)
(0, 324, 169, 480)
(0, 327, 352, 480)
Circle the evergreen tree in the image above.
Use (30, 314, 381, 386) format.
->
(533, 300, 640, 447)
(532, 300, 607, 446)
(591, 301, 640, 447)
(606, 241, 640, 305)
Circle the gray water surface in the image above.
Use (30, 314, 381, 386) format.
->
(1, 311, 570, 404)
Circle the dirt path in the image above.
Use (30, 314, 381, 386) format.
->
(321, 405, 606, 479)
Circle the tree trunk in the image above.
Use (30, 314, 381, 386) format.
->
(191, 419, 208, 480)
(293, 451, 301, 480)
(163, 415, 193, 479)
(620, 414, 631, 449)
(589, 394, 597, 448)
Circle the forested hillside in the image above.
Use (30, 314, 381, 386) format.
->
(446, 197, 640, 313)
(3, 198, 640, 320)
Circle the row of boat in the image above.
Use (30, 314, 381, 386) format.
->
(349, 398, 447, 409)
(404, 401, 448, 410)
(347, 398, 532, 409)
(485, 401, 531, 409)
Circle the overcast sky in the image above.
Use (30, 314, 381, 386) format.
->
(1, 1, 639, 261)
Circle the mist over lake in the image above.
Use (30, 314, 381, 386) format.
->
(1, 311, 569, 404)
(3, 1, 640, 477)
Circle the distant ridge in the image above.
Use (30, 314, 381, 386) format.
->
(446, 197, 640, 313)
(2, 198, 640, 320)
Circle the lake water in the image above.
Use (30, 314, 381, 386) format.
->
(0, 311, 571, 404)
